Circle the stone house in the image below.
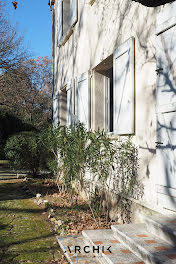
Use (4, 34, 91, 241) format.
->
(50, 0, 176, 221)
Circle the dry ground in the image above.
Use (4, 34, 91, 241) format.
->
(0, 167, 119, 263)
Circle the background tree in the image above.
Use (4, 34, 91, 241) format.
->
(0, 1, 52, 158)
(0, 57, 52, 128)
(0, 0, 26, 71)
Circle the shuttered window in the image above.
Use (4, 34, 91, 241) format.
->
(57, 0, 63, 46)
(75, 72, 90, 130)
(70, 0, 78, 28)
(57, 0, 78, 46)
(113, 37, 135, 135)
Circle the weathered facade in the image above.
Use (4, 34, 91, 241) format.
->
(51, 0, 176, 220)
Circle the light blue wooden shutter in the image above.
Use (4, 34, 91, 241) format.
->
(57, 0, 63, 46)
(70, 0, 78, 28)
(66, 80, 74, 126)
(75, 72, 90, 130)
(113, 37, 135, 135)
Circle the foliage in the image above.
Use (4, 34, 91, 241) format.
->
(5, 131, 49, 176)
(0, 57, 52, 128)
(0, 0, 26, 72)
(5, 122, 141, 222)
(112, 137, 141, 199)
(87, 129, 114, 184)
(42, 122, 141, 223)
(42, 122, 113, 191)
(0, 109, 36, 159)
(42, 122, 88, 189)
(0, 135, 5, 159)
(0, 1, 52, 159)
(108, 137, 142, 223)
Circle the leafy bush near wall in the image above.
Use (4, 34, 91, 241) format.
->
(42, 122, 141, 222)
(107, 137, 142, 222)
(112, 137, 141, 198)
(5, 122, 141, 222)
(41, 122, 114, 191)
(5, 131, 50, 176)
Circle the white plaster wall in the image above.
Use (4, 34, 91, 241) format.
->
(53, 0, 171, 211)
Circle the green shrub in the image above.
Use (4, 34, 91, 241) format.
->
(0, 108, 37, 159)
(5, 131, 48, 176)
(41, 122, 114, 191)
(0, 134, 5, 159)
(43, 123, 140, 221)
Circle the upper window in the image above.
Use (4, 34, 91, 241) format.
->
(63, 0, 71, 36)
(57, 0, 78, 46)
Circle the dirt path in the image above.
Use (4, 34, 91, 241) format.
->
(0, 176, 61, 264)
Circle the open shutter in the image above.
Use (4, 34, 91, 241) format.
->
(70, 0, 78, 28)
(75, 72, 90, 130)
(155, 2, 176, 212)
(53, 93, 59, 126)
(113, 37, 135, 135)
(57, 0, 63, 46)
(66, 80, 74, 127)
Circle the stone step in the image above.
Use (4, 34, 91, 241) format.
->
(143, 214, 176, 247)
(112, 223, 176, 264)
(82, 229, 144, 264)
(57, 234, 103, 264)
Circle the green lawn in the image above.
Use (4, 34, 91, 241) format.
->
(0, 179, 61, 264)
(0, 160, 9, 165)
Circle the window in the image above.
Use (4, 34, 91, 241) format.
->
(63, 0, 71, 36)
(63, 38, 135, 133)
(59, 82, 74, 126)
(92, 37, 135, 135)
(105, 68, 113, 132)
(57, 0, 78, 46)
(92, 55, 113, 132)
(59, 87, 67, 125)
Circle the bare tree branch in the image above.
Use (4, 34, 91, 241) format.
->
(0, 0, 27, 71)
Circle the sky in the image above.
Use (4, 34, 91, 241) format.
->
(6, 0, 53, 58)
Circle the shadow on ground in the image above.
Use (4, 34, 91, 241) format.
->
(0, 169, 61, 264)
